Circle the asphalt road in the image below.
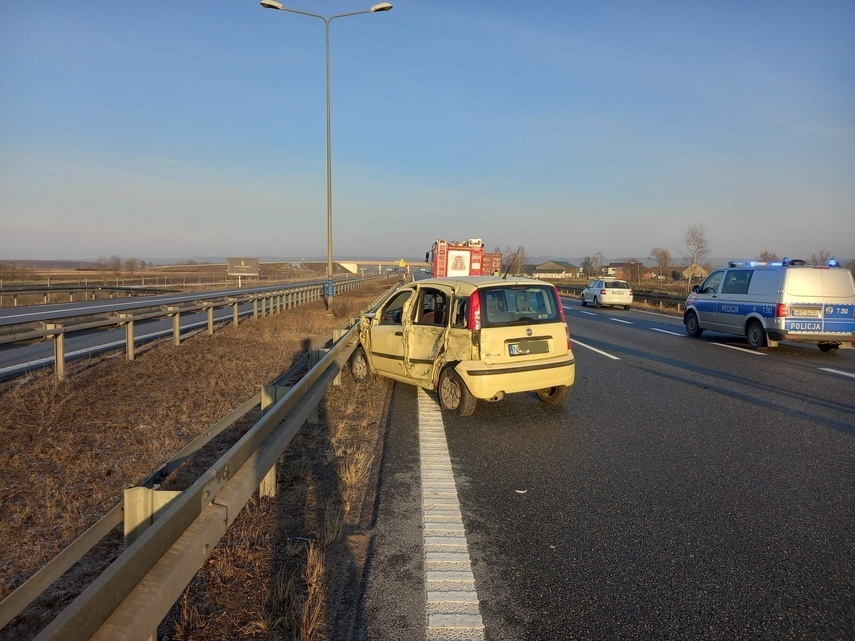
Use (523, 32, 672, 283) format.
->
(356, 298, 854, 640)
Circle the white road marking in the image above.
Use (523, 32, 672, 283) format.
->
(570, 338, 620, 360)
(609, 318, 633, 324)
(711, 343, 767, 355)
(577, 310, 597, 316)
(818, 368, 855, 380)
(651, 328, 685, 337)
(418, 390, 485, 641)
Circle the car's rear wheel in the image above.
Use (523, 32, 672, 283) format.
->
(818, 342, 838, 352)
(624, 305, 631, 310)
(593, 297, 600, 308)
(746, 320, 767, 349)
(685, 311, 703, 337)
(438, 368, 476, 416)
(349, 346, 370, 381)
(536, 385, 572, 406)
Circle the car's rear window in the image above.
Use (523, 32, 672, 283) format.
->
(605, 281, 630, 289)
(481, 285, 561, 326)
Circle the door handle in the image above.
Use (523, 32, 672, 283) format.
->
(395, 331, 403, 336)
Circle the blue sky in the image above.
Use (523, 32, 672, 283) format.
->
(1, 1, 853, 264)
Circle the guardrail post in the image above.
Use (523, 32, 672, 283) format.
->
(167, 306, 181, 346)
(44, 323, 65, 380)
(207, 305, 215, 335)
(123, 487, 183, 548)
(258, 384, 287, 498)
(308, 348, 326, 423)
(253, 298, 259, 319)
(332, 330, 346, 386)
(118, 313, 135, 361)
(232, 300, 239, 326)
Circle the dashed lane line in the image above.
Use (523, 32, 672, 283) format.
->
(711, 343, 767, 356)
(569, 338, 621, 360)
(419, 389, 485, 641)
(609, 318, 633, 324)
(818, 367, 855, 380)
(650, 328, 685, 337)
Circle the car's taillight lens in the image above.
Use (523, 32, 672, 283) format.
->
(776, 303, 788, 318)
(553, 286, 571, 348)
(469, 291, 481, 330)
(600, 289, 607, 295)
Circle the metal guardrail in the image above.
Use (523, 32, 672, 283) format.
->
(0, 283, 396, 640)
(554, 284, 686, 311)
(0, 276, 388, 380)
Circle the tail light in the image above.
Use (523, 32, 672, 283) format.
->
(776, 303, 788, 318)
(600, 289, 607, 295)
(468, 290, 481, 330)
(553, 286, 571, 348)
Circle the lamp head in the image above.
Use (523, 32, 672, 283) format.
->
(370, 2, 393, 11)
(260, 0, 284, 9)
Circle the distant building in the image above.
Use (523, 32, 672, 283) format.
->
(532, 261, 582, 280)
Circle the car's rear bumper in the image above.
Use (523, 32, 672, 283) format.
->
(457, 354, 576, 399)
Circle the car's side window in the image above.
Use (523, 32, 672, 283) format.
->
(416, 288, 449, 326)
(721, 270, 753, 295)
(380, 290, 412, 325)
(452, 297, 468, 329)
(701, 271, 724, 295)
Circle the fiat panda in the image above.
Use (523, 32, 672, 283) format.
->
(350, 276, 575, 415)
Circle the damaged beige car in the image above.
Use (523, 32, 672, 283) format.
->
(350, 276, 576, 416)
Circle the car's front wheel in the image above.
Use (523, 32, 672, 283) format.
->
(536, 385, 572, 406)
(580, 294, 587, 307)
(685, 311, 703, 337)
(746, 320, 767, 349)
(438, 368, 477, 416)
(349, 346, 371, 381)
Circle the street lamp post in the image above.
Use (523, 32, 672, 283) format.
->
(260, 1, 392, 311)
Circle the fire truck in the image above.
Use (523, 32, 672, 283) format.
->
(426, 239, 504, 278)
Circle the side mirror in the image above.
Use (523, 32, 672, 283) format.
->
(691, 285, 701, 293)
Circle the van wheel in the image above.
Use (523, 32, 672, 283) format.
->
(685, 311, 703, 337)
(350, 346, 370, 381)
(818, 343, 837, 352)
(438, 368, 477, 416)
(746, 320, 767, 349)
(536, 385, 572, 406)
(593, 297, 600, 308)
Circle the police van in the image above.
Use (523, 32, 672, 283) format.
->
(684, 258, 855, 351)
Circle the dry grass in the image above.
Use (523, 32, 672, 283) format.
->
(0, 281, 393, 641)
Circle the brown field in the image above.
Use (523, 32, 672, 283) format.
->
(0, 262, 356, 308)
(0, 279, 394, 641)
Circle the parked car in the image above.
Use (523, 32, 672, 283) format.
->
(349, 276, 576, 416)
(684, 258, 855, 350)
(580, 277, 633, 309)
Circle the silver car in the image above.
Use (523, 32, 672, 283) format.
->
(580, 278, 633, 309)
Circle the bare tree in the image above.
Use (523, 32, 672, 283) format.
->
(757, 251, 779, 262)
(581, 256, 593, 278)
(650, 247, 672, 279)
(502, 246, 528, 275)
(125, 258, 139, 276)
(680, 224, 711, 290)
(811, 249, 831, 265)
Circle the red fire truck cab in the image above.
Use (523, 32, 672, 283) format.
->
(426, 239, 503, 278)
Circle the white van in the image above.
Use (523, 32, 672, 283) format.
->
(684, 258, 855, 351)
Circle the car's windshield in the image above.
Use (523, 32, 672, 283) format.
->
(481, 285, 561, 327)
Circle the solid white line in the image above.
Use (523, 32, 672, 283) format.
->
(609, 318, 633, 324)
(651, 328, 685, 337)
(818, 368, 855, 380)
(570, 338, 620, 360)
(418, 390, 485, 640)
(711, 343, 767, 355)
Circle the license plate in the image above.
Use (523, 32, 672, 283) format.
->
(791, 307, 821, 317)
(509, 340, 548, 356)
